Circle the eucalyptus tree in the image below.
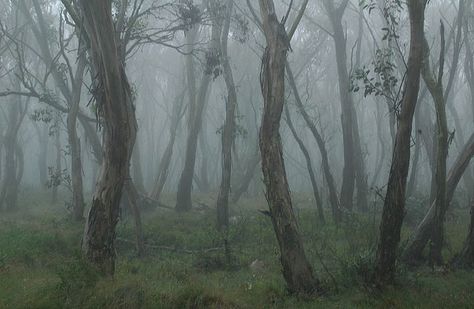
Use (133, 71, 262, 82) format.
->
(216, 0, 238, 230)
(257, 0, 321, 295)
(73, 0, 138, 275)
(375, 0, 427, 286)
(405, 0, 474, 265)
(323, 0, 368, 212)
(176, 0, 223, 212)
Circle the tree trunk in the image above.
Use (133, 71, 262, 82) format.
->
(285, 105, 325, 224)
(78, 0, 137, 275)
(176, 5, 221, 212)
(286, 62, 341, 224)
(324, 0, 357, 211)
(231, 143, 260, 203)
(0, 100, 20, 211)
(420, 26, 448, 265)
(407, 104, 422, 197)
(67, 49, 87, 221)
(52, 114, 61, 204)
(35, 123, 48, 189)
(132, 141, 145, 193)
(403, 132, 474, 264)
(150, 89, 186, 201)
(258, 0, 319, 295)
(374, 0, 426, 286)
(124, 177, 145, 257)
(216, 0, 237, 231)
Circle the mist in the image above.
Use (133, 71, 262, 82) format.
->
(1, 0, 474, 307)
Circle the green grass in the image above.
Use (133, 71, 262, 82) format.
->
(1, 191, 474, 308)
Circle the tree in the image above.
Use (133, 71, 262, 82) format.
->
(419, 23, 448, 265)
(324, 0, 368, 212)
(77, 0, 138, 275)
(286, 62, 342, 224)
(257, 0, 319, 295)
(404, 132, 474, 264)
(284, 104, 325, 224)
(374, 0, 427, 286)
(176, 1, 221, 212)
(216, 0, 238, 231)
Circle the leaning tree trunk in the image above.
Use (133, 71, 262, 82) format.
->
(216, 0, 237, 231)
(285, 105, 325, 224)
(374, 0, 426, 286)
(286, 62, 341, 224)
(150, 88, 186, 201)
(403, 132, 474, 264)
(231, 143, 260, 203)
(257, 0, 319, 295)
(78, 0, 137, 275)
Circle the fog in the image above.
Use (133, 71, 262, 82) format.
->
(1, 0, 474, 306)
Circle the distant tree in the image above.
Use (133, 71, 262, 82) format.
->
(216, 0, 238, 231)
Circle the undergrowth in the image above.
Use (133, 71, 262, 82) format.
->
(1, 191, 474, 308)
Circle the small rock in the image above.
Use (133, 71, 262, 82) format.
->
(250, 259, 265, 273)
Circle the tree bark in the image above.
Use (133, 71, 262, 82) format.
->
(374, 0, 426, 286)
(78, 0, 137, 275)
(68, 48, 87, 221)
(0, 97, 22, 211)
(257, 0, 319, 295)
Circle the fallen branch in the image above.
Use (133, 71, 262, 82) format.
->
(116, 237, 223, 254)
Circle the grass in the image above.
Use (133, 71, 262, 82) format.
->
(1, 190, 474, 308)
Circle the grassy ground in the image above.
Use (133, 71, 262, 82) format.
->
(1, 190, 474, 308)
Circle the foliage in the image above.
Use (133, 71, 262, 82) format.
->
(351, 48, 399, 100)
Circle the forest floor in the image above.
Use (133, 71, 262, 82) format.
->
(1, 190, 474, 308)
